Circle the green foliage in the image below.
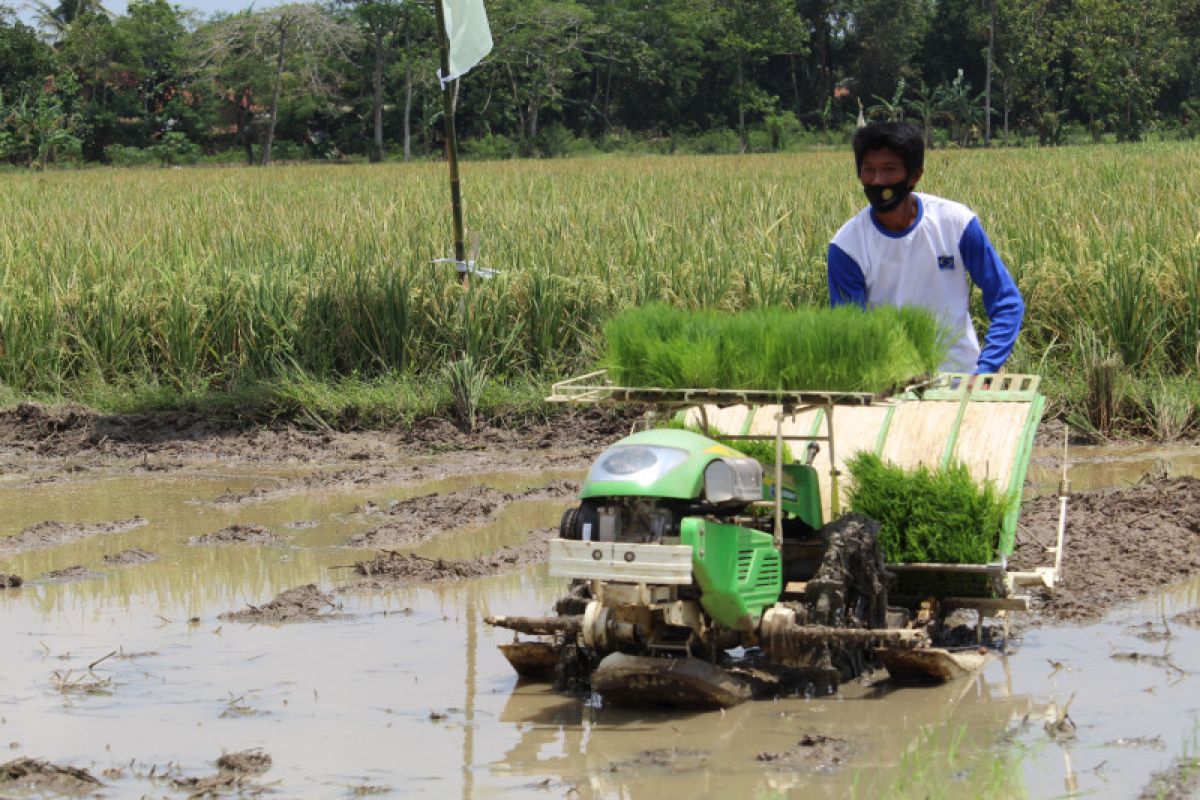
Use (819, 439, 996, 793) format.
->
(846, 452, 1009, 564)
(602, 303, 948, 393)
(656, 418, 793, 466)
(150, 132, 200, 166)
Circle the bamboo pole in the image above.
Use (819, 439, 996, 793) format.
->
(433, 0, 468, 287)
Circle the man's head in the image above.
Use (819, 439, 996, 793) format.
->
(852, 122, 924, 213)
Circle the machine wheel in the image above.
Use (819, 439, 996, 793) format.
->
(559, 506, 581, 539)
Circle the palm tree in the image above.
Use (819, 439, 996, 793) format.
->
(28, 0, 111, 41)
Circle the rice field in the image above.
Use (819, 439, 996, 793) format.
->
(1, 144, 1198, 435)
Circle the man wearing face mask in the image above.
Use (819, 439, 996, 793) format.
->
(827, 121, 1024, 374)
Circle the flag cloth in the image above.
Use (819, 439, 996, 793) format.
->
(440, 0, 493, 85)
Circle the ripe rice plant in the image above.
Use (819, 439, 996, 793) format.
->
(0, 144, 1195, 435)
(845, 451, 1010, 564)
(604, 303, 948, 393)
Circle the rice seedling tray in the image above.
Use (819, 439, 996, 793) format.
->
(546, 369, 934, 409)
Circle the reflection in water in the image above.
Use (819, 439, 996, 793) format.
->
(1, 462, 1199, 797)
(1028, 443, 1200, 495)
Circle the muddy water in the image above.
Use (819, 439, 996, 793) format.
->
(1029, 443, 1200, 494)
(2, 452, 1199, 797)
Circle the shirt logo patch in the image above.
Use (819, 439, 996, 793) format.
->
(937, 255, 955, 271)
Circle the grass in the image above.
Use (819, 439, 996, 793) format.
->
(850, 723, 1029, 800)
(603, 304, 947, 393)
(0, 145, 1196, 435)
(845, 452, 1010, 564)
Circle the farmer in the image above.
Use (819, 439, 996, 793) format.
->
(827, 121, 1024, 374)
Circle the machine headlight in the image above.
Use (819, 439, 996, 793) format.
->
(703, 457, 763, 504)
(588, 445, 689, 486)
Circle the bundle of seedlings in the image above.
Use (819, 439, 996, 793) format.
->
(845, 452, 1010, 564)
(603, 304, 948, 394)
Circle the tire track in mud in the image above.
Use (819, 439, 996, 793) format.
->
(1012, 476, 1200, 623)
(0, 518, 148, 556)
(346, 480, 579, 548)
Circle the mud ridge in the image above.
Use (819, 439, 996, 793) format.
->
(343, 528, 555, 589)
(755, 733, 852, 771)
(188, 524, 289, 546)
(348, 480, 579, 548)
(0, 400, 635, 466)
(1138, 753, 1200, 800)
(1012, 476, 1200, 623)
(207, 451, 589, 507)
(1172, 609, 1200, 628)
(101, 547, 159, 566)
(42, 565, 102, 581)
(0, 757, 102, 793)
(220, 584, 341, 623)
(0, 517, 147, 556)
(215, 749, 272, 775)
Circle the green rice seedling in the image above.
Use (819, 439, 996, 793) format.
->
(655, 418, 793, 466)
(845, 451, 1009, 564)
(442, 353, 490, 432)
(603, 304, 947, 393)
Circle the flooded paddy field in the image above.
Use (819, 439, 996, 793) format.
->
(2, 408, 1199, 798)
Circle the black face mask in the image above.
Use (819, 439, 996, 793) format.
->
(863, 178, 913, 213)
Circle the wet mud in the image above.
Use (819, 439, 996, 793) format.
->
(1012, 476, 1200, 623)
(0, 401, 631, 470)
(5, 406, 1200, 797)
(1138, 754, 1200, 800)
(0, 517, 147, 556)
(219, 584, 340, 623)
(1173, 609, 1200, 628)
(42, 565, 102, 581)
(754, 733, 852, 771)
(0, 757, 102, 793)
(347, 480, 578, 548)
(345, 528, 554, 589)
(187, 524, 288, 546)
(605, 747, 710, 774)
(101, 547, 159, 566)
(215, 749, 272, 775)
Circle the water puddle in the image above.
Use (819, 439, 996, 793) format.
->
(0, 449, 1197, 796)
(1029, 443, 1200, 494)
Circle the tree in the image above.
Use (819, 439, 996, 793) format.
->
(1064, 0, 1181, 141)
(711, 0, 805, 152)
(196, 4, 354, 165)
(487, 0, 594, 143)
(993, 0, 1064, 144)
(0, 73, 82, 167)
(0, 7, 56, 97)
(339, 0, 433, 162)
(29, 0, 109, 41)
(849, 0, 929, 104)
(115, 0, 206, 144)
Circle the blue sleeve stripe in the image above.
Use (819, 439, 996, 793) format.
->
(958, 217, 1024, 373)
(828, 243, 867, 308)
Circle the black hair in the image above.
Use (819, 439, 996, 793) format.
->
(852, 122, 925, 176)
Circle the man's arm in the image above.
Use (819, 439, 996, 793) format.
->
(958, 217, 1024, 373)
(828, 243, 867, 307)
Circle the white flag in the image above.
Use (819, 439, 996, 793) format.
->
(440, 0, 493, 86)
